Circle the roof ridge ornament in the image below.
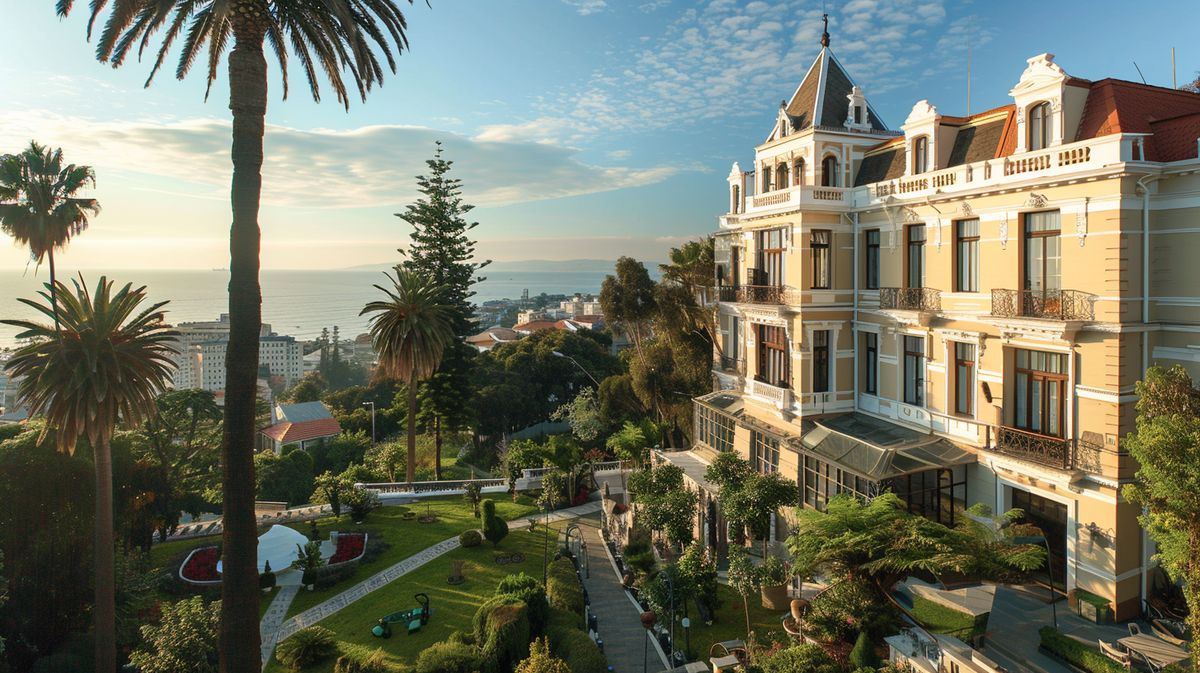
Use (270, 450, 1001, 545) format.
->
(820, 13, 830, 48)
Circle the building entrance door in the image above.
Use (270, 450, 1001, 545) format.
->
(1012, 488, 1068, 592)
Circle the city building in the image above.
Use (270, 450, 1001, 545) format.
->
(677, 27, 1200, 623)
(258, 400, 341, 454)
(466, 326, 522, 352)
(169, 315, 302, 392)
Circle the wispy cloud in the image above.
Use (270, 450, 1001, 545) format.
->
(562, 0, 608, 16)
(0, 112, 682, 209)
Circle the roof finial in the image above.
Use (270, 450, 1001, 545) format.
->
(820, 13, 830, 48)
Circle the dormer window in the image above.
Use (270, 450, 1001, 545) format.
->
(912, 136, 929, 174)
(853, 105, 862, 125)
(821, 155, 839, 187)
(1029, 101, 1051, 151)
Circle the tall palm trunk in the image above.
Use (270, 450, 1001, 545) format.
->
(219, 20, 267, 673)
(434, 416, 442, 481)
(47, 244, 61, 332)
(93, 431, 116, 673)
(406, 378, 417, 484)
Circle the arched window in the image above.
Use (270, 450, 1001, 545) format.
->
(776, 162, 789, 189)
(793, 159, 805, 186)
(912, 136, 929, 174)
(821, 155, 839, 187)
(761, 166, 772, 193)
(1029, 102, 1051, 151)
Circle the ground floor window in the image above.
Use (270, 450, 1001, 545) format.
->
(904, 335, 925, 406)
(1011, 488, 1068, 589)
(884, 466, 967, 526)
(696, 403, 735, 453)
(802, 455, 876, 510)
(751, 431, 780, 473)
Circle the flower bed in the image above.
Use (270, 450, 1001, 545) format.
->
(328, 533, 367, 565)
(180, 546, 221, 584)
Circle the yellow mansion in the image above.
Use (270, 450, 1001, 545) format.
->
(675, 29, 1200, 621)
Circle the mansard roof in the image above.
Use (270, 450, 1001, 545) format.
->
(783, 48, 888, 133)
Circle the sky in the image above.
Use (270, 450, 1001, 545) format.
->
(1, 0, 1197, 271)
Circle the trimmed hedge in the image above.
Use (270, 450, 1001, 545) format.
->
(546, 557, 584, 616)
(497, 572, 549, 635)
(460, 529, 482, 547)
(415, 641, 482, 673)
(473, 595, 531, 673)
(546, 625, 607, 673)
(1038, 627, 1128, 673)
(333, 647, 405, 673)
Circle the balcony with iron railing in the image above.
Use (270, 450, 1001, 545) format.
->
(990, 289, 1094, 321)
(879, 287, 941, 312)
(991, 425, 1072, 470)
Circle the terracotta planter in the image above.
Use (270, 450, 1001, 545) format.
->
(790, 598, 808, 622)
(761, 583, 790, 610)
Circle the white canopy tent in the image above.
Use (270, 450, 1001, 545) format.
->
(216, 524, 309, 574)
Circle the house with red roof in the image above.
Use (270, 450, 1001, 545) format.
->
(258, 400, 341, 454)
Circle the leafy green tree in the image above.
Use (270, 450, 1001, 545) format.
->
(128, 597, 220, 673)
(398, 143, 489, 481)
(62, 3, 420, 665)
(464, 481, 483, 518)
(726, 546, 757, 638)
(3, 278, 176, 673)
(285, 372, 327, 404)
(722, 471, 798, 556)
(255, 450, 315, 506)
(1122, 364, 1200, 667)
(0, 141, 99, 328)
(629, 463, 696, 550)
(606, 420, 651, 494)
(312, 471, 352, 518)
(551, 387, 604, 443)
(363, 269, 455, 484)
(365, 441, 406, 482)
(676, 541, 720, 618)
(482, 499, 509, 547)
(308, 431, 370, 476)
(600, 257, 657, 359)
(343, 487, 382, 522)
(597, 373, 648, 427)
(849, 630, 881, 669)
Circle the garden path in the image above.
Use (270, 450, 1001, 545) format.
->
(581, 521, 671, 672)
(259, 585, 302, 665)
(260, 500, 603, 665)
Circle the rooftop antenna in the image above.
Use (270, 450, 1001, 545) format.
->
(1133, 61, 1147, 85)
(966, 18, 972, 115)
(820, 11, 830, 48)
(1172, 47, 1177, 89)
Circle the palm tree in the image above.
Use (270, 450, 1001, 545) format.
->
(57, 4, 418, 668)
(362, 269, 453, 484)
(0, 141, 100, 329)
(2, 277, 177, 673)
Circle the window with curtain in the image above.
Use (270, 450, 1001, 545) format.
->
(811, 230, 831, 289)
(865, 229, 880, 290)
(954, 342, 976, 416)
(1029, 101, 1051, 151)
(812, 330, 830, 393)
(864, 332, 878, 395)
(955, 219, 979, 292)
(906, 225, 926, 289)
(751, 431, 780, 473)
(913, 136, 929, 174)
(1014, 349, 1067, 437)
(904, 335, 924, 406)
(756, 324, 790, 387)
(1024, 211, 1061, 295)
(754, 228, 786, 287)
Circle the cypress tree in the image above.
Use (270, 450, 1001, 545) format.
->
(397, 142, 490, 479)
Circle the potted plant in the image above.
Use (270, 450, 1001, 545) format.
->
(259, 560, 277, 594)
(292, 540, 324, 591)
(758, 556, 791, 610)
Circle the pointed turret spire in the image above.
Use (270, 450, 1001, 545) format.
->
(820, 13, 830, 48)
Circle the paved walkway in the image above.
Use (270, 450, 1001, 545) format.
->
(260, 500, 603, 663)
(985, 585, 1134, 673)
(259, 585, 301, 665)
(581, 520, 670, 673)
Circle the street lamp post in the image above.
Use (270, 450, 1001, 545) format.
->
(661, 571, 675, 665)
(681, 617, 691, 662)
(551, 350, 601, 387)
(362, 401, 376, 445)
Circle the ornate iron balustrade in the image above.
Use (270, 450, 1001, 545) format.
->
(990, 289, 1094, 321)
(737, 285, 786, 304)
(993, 425, 1072, 470)
(717, 285, 738, 302)
(879, 287, 942, 311)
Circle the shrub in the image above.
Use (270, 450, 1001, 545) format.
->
(515, 638, 571, 673)
(333, 648, 401, 673)
(260, 560, 277, 590)
(849, 630, 881, 669)
(344, 487, 382, 521)
(1038, 627, 1128, 673)
(757, 555, 789, 586)
(311, 562, 358, 589)
(459, 529, 483, 548)
(414, 641, 482, 673)
(546, 625, 607, 673)
(546, 557, 584, 616)
(757, 644, 839, 673)
(128, 596, 220, 673)
(497, 572, 549, 635)
(482, 499, 509, 547)
(475, 596, 531, 673)
(361, 536, 391, 564)
(275, 626, 338, 671)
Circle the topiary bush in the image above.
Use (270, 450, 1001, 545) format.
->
(515, 638, 571, 673)
(459, 529, 482, 548)
(848, 630, 881, 669)
(482, 499, 509, 547)
(414, 641, 482, 673)
(546, 625, 607, 673)
(546, 557, 585, 616)
(275, 626, 338, 671)
(475, 596, 531, 673)
(496, 572, 549, 635)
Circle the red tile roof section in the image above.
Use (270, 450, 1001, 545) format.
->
(1076, 79, 1200, 160)
(1148, 113, 1200, 162)
(261, 418, 342, 444)
(513, 320, 561, 332)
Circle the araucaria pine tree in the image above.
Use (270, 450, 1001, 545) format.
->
(397, 142, 489, 480)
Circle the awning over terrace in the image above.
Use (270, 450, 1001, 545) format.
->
(797, 413, 976, 481)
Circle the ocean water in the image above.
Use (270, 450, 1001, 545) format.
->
(0, 268, 611, 347)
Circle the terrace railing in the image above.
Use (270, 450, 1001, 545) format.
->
(992, 425, 1072, 470)
(879, 287, 941, 312)
(990, 288, 1094, 321)
(358, 478, 507, 494)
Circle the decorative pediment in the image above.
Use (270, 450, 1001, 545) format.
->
(728, 161, 742, 183)
(1009, 53, 1067, 96)
(903, 100, 939, 127)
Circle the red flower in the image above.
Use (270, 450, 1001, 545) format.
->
(330, 534, 366, 564)
(181, 546, 220, 582)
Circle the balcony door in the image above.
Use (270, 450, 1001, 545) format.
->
(906, 224, 926, 289)
(1023, 211, 1061, 297)
(755, 228, 786, 287)
(756, 324, 790, 388)
(1014, 349, 1067, 438)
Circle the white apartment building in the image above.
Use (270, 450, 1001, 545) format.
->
(169, 315, 301, 392)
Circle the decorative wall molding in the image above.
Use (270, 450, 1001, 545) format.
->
(998, 214, 1009, 250)
(1025, 192, 1048, 208)
(1077, 196, 1089, 247)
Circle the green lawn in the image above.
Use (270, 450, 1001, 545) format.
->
(684, 584, 787, 660)
(264, 526, 559, 673)
(910, 594, 987, 641)
(283, 494, 538, 618)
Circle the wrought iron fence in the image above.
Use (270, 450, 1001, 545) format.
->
(879, 287, 942, 311)
(993, 425, 1072, 470)
(990, 289, 1094, 320)
(737, 285, 786, 304)
(717, 285, 738, 302)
